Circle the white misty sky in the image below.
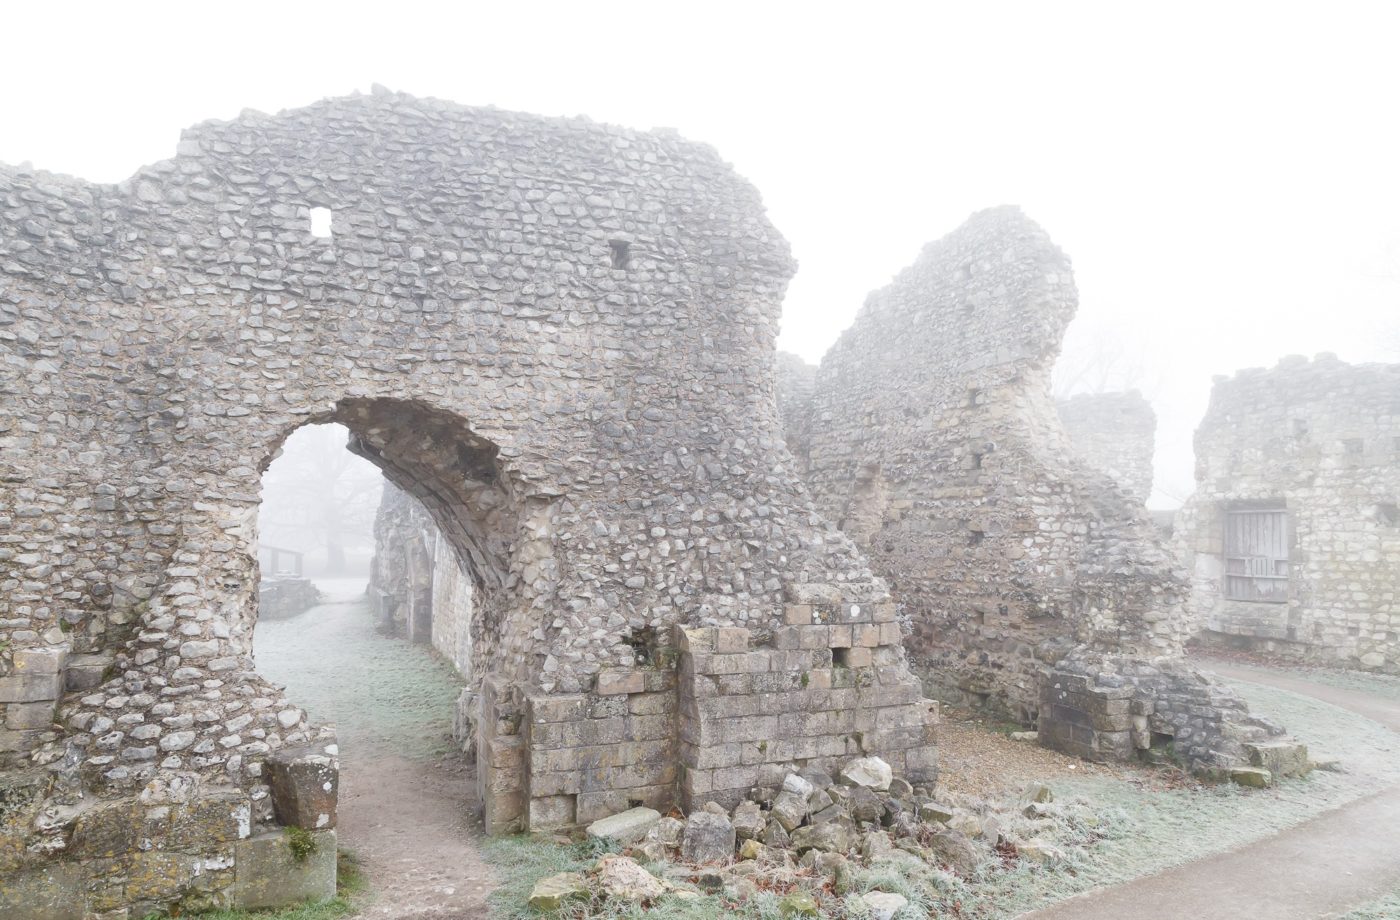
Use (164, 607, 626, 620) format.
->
(5, 1, 1397, 506)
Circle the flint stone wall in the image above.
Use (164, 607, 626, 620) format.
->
(785, 206, 1294, 772)
(369, 480, 475, 674)
(0, 90, 936, 915)
(1175, 355, 1400, 670)
(1056, 391, 1156, 503)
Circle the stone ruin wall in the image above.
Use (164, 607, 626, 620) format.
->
(0, 91, 937, 916)
(1175, 355, 1400, 670)
(1056, 391, 1156, 504)
(781, 207, 1299, 774)
(368, 480, 476, 679)
(775, 351, 818, 469)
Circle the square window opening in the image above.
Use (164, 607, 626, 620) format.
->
(309, 207, 333, 239)
(1223, 505, 1289, 603)
(609, 239, 630, 270)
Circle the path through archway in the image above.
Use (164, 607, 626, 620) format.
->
(254, 421, 495, 918)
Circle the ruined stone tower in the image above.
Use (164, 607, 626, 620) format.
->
(780, 207, 1302, 773)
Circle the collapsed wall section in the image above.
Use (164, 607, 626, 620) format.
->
(1175, 355, 1400, 670)
(793, 206, 1300, 775)
(1056, 391, 1156, 503)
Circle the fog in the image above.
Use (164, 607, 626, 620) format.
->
(259, 424, 383, 577)
(6, 1, 1397, 507)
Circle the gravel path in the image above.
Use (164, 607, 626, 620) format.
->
(1019, 658, 1400, 920)
(255, 579, 494, 919)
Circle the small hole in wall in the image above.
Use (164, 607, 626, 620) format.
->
(309, 207, 333, 239)
(609, 239, 631, 270)
(1377, 503, 1399, 527)
(833, 647, 852, 668)
(968, 528, 985, 546)
(627, 625, 658, 667)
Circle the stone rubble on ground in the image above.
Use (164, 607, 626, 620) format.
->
(541, 756, 1094, 914)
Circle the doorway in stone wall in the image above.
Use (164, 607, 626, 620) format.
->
(252, 417, 494, 917)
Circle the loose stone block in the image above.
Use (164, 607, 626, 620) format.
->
(586, 806, 661, 844)
(266, 743, 338, 830)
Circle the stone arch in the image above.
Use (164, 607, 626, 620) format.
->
(253, 397, 535, 689)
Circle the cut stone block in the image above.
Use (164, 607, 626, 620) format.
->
(64, 654, 114, 692)
(266, 742, 338, 830)
(1229, 766, 1273, 788)
(13, 646, 68, 677)
(0, 864, 86, 920)
(1245, 740, 1311, 778)
(586, 806, 661, 844)
(681, 810, 735, 863)
(233, 829, 337, 910)
(528, 872, 589, 910)
(0, 673, 63, 704)
(4, 700, 58, 731)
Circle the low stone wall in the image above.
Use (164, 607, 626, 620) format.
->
(257, 577, 321, 621)
(474, 593, 939, 835)
(1038, 652, 1304, 781)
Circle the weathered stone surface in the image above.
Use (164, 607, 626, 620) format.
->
(266, 743, 339, 830)
(848, 786, 884, 824)
(0, 864, 86, 920)
(860, 891, 909, 920)
(1018, 838, 1063, 864)
(839, 757, 892, 791)
(0, 88, 945, 917)
(593, 854, 666, 901)
(680, 811, 735, 864)
(232, 829, 337, 911)
(1175, 355, 1400, 672)
(1056, 392, 1157, 503)
(778, 206, 1294, 780)
(919, 802, 955, 824)
(732, 800, 766, 840)
(1021, 782, 1054, 804)
(770, 790, 810, 832)
(587, 807, 662, 845)
(1229, 767, 1273, 788)
(927, 830, 981, 875)
(779, 891, 820, 916)
(528, 872, 589, 910)
(790, 820, 853, 855)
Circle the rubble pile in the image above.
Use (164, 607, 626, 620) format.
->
(528, 756, 1095, 916)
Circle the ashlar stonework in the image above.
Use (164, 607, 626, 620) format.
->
(1175, 355, 1400, 670)
(779, 206, 1301, 773)
(0, 90, 936, 917)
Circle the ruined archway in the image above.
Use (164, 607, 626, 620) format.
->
(0, 90, 936, 916)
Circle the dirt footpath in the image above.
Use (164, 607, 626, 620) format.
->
(255, 580, 494, 919)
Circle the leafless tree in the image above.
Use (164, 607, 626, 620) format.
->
(259, 424, 383, 574)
